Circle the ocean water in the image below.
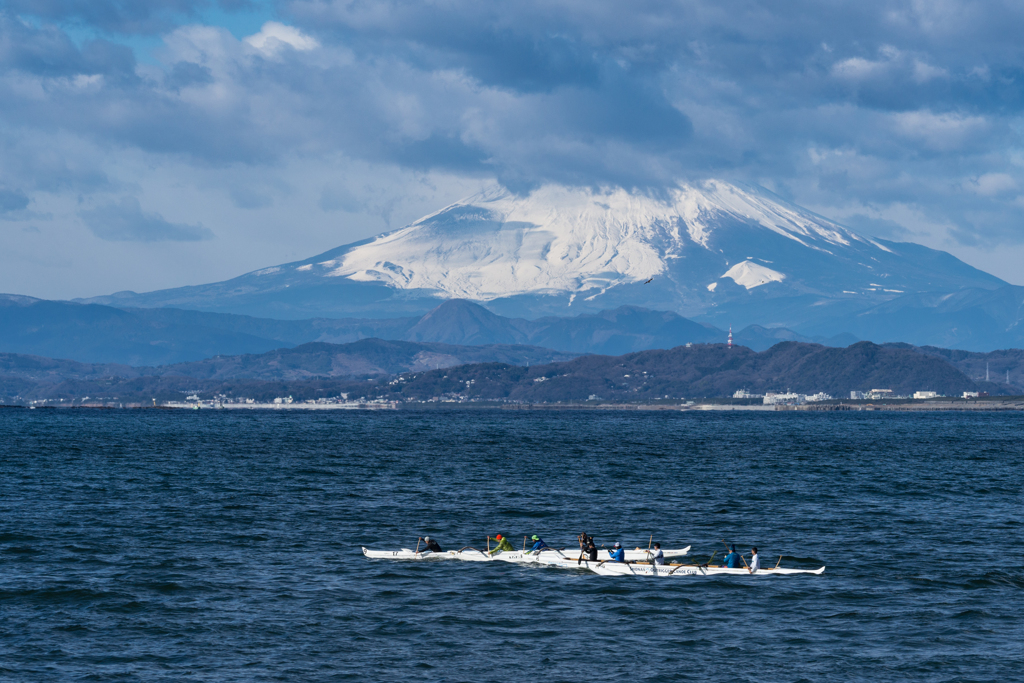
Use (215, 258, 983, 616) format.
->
(0, 408, 1021, 681)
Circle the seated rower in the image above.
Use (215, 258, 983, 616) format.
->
(529, 535, 549, 553)
(489, 534, 514, 555)
(748, 547, 760, 573)
(422, 536, 443, 553)
(649, 542, 665, 565)
(581, 535, 598, 562)
(723, 545, 744, 568)
(608, 542, 625, 562)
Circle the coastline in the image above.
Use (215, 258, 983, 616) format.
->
(7, 398, 1023, 412)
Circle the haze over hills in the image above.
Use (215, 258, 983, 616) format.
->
(829, 286, 1024, 350)
(1, 295, 852, 365)
(75, 181, 1022, 349)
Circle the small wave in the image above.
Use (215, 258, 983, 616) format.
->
(965, 572, 1024, 589)
(1, 546, 42, 554)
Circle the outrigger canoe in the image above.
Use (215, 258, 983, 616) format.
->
(361, 545, 691, 564)
(360, 547, 821, 576)
(590, 562, 825, 577)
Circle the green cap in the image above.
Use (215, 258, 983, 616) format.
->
(532, 535, 539, 540)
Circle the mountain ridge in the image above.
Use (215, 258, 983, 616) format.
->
(361, 342, 1018, 402)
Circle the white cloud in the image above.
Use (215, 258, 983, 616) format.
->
(966, 173, 1017, 196)
(831, 56, 887, 81)
(891, 110, 988, 151)
(912, 59, 947, 83)
(244, 22, 320, 57)
(831, 46, 946, 84)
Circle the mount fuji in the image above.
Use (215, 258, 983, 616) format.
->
(83, 181, 1014, 345)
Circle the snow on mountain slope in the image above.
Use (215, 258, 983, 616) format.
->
(315, 182, 878, 301)
(722, 261, 786, 289)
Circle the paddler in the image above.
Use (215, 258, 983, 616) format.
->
(422, 536, 443, 553)
(488, 534, 514, 555)
(528, 535, 549, 553)
(608, 541, 626, 562)
(579, 534, 598, 562)
(723, 544, 744, 568)
(748, 547, 760, 574)
(649, 542, 665, 565)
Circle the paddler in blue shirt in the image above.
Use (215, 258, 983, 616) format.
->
(723, 544, 744, 568)
(608, 542, 626, 562)
(528, 535, 549, 553)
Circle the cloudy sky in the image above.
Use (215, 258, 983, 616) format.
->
(2, 0, 1024, 300)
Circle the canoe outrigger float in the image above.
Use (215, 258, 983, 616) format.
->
(361, 546, 691, 563)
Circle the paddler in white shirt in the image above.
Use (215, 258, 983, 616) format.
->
(748, 547, 760, 573)
(648, 542, 665, 565)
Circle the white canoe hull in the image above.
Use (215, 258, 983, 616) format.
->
(361, 547, 492, 561)
(485, 548, 600, 565)
(361, 547, 821, 576)
(488, 546, 691, 562)
(591, 563, 825, 577)
(468, 550, 607, 570)
(385, 548, 593, 565)
(362, 545, 691, 563)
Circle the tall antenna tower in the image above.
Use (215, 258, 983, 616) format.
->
(986, 362, 990, 382)
(728, 326, 733, 349)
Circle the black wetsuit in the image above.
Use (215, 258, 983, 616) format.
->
(424, 540, 443, 553)
(584, 542, 598, 561)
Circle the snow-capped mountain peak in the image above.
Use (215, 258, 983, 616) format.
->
(315, 181, 876, 301)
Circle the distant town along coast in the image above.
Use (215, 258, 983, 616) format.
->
(3, 339, 1021, 410)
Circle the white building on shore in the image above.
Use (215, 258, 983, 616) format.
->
(733, 389, 763, 399)
(764, 392, 804, 405)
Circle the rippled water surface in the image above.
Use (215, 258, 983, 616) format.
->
(1, 408, 1022, 681)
